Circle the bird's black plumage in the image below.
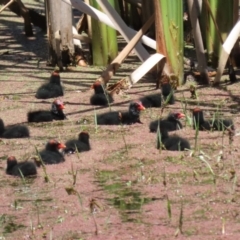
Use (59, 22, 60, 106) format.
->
(139, 93, 162, 108)
(64, 131, 91, 154)
(96, 101, 145, 125)
(161, 80, 175, 104)
(193, 108, 235, 132)
(192, 108, 212, 131)
(91, 82, 105, 94)
(28, 9, 47, 31)
(37, 140, 66, 166)
(0, 119, 30, 138)
(6, 156, 37, 177)
(149, 112, 185, 133)
(90, 94, 114, 106)
(212, 118, 235, 131)
(35, 71, 64, 99)
(157, 128, 190, 151)
(28, 99, 66, 123)
(229, 64, 237, 83)
(90, 82, 114, 106)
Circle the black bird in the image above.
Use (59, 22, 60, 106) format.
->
(28, 9, 47, 31)
(91, 81, 106, 94)
(192, 108, 212, 130)
(96, 101, 145, 125)
(35, 71, 64, 99)
(157, 128, 190, 151)
(212, 118, 235, 132)
(139, 93, 162, 108)
(149, 112, 185, 133)
(6, 156, 37, 177)
(37, 140, 66, 166)
(28, 99, 66, 123)
(161, 79, 175, 104)
(0, 119, 30, 138)
(192, 108, 235, 131)
(64, 131, 91, 154)
(228, 64, 237, 83)
(90, 81, 114, 106)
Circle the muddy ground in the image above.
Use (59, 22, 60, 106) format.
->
(1, 1, 240, 239)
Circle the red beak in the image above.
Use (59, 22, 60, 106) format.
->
(57, 143, 66, 149)
(52, 71, 59, 76)
(58, 104, 65, 110)
(178, 113, 185, 119)
(137, 103, 145, 111)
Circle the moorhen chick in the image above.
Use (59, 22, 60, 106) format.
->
(212, 118, 235, 132)
(192, 108, 234, 131)
(6, 156, 37, 177)
(149, 112, 185, 133)
(161, 79, 175, 104)
(0, 119, 30, 138)
(157, 128, 190, 151)
(139, 92, 162, 108)
(35, 70, 64, 99)
(192, 108, 212, 131)
(64, 131, 91, 154)
(90, 81, 114, 106)
(28, 99, 66, 123)
(193, 108, 235, 132)
(229, 64, 237, 83)
(96, 101, 145, 125)
(37, 140, 66, 166)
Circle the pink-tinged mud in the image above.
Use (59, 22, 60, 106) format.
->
(1, 1, 240, 239)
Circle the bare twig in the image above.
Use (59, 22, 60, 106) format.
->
(0, 0, 15, 14)
(95, 14, 155, 86)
